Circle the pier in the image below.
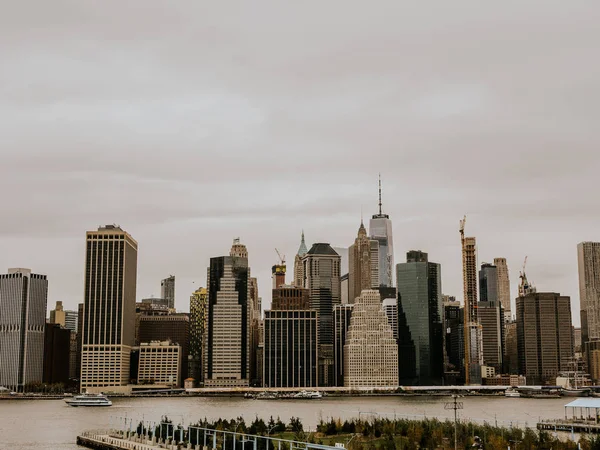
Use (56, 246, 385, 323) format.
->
(537, 398, 600, 435)
(77, 425, 342, 450)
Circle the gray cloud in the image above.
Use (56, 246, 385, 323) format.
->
(0, 1, 598, 321)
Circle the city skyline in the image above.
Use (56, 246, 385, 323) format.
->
(1, 2, 599, 325)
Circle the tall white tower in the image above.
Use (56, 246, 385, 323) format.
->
(369, 175, 394, 287)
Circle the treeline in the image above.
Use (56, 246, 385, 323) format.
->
(134, 415, 600, 450)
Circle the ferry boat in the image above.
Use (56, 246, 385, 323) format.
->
(65, 393, 112, 407)
(293, 390, 323, 399)
(504, 387, 521, 398)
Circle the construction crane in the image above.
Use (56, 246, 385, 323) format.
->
(275, 248, 286, 266)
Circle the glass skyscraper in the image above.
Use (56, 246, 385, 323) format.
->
(396, 251, 444, 385)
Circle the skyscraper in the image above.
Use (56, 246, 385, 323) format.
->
(49, 301, 78, 332)
(369, 176, 394, 287)
(348, 221, 379, 303)
(204, 239, 251, 387)
(494, 258, 512, 322)
(43, 323, 71, 385)
(334, 303, 354, 386)
(460, 217, 482, 385)
(0, 268, 48, 392)
(578, 242, 600, 351)
(161, 275, 175, 310)
(189, 287, 208, 385)
(396, 251, 444, 385)
(444, 298, 464, 380)
(264, 284, 318, 388)
(478, 263, 504, 373)
(80, 225, 138, 392)
(516, 292, 573, 385)
(343, 290, 398, 387)
(293, 231, 308, 287)
(300, 243, 341, 386)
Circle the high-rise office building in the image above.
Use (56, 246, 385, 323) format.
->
(161, 275, 175, 310)
(264, 284, 318, 388)
(80, 225, 138, 392)
(76, 303, 83, 385)
(479, 263, 498, 303)
(138, 341, 181, 387)
(460, 218, 482, 385)
(478, 263, 504, 373)
(369, 176, 394, 287)
(444, 298, 464, 380)
(334, 303, 354, 386)
(348, 222, 379, 303)
(578, 242, 600, 353)
(343, 289, 398, 387)
(43, 323, 71, 385)
(396, 251, 444, 385)
(494, 258, 511, 322)
(382, 298, 398, 340)
(189, 287, 207, 385)
(49, 301, 78, 332)
(300, 243, 341, 386)
(0, 269, 48, 392)
(516, 292, 573, 385)
(504, 321, 519, 374)
(249, 276, 260, 385)
(138, 314, 189, 386)
(293, 232, 308, 287)
(204, 239, 251, 387)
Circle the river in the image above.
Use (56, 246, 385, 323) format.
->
(0, 396, 569, 449)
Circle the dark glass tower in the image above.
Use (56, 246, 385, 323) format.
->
(396, 251, 444, 385)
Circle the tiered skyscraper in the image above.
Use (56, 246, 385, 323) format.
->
(369, 176, 394, 287)
(460, 217, 482, 385)
(396, 251, 444, 385)
(348, 221, 379, 303)
(298, 243, 341, 386)
(80, 225, 138, 392)
(204, 239, 251, 387)
(494, 258, 511, 322)
(343, 289, 398, 387)
(0, 268, 48, 392)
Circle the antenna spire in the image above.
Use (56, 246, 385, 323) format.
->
(378, 173, 382, 215)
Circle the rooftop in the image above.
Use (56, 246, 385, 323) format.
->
(306, 243, 339, 256)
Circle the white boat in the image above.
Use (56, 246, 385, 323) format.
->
(293, 390, 323, 399)
(505, 388, 521, 398)
(65, 393, 112, 407)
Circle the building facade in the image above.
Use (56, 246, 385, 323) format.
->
(479, 263, 504, 373)
(343, 290, 398, 387)
(494, 258, 511, 322)
(0, 268, 48, 392)
(348, 222, 379, 303)
(578, 242, 600, 356)
(263, 309, 318, 388)
(138, 341, 181, 387)
(334, 303, 354, 386)
(299, 243, 341, 386)
(382, 298, 398, 340)
(138, 314, 189, 386)
(204, 240, 251, 387)
(189, 287, 207, 385)
(396, 251, 444, 385)
(516, 292, 574, 385)
(160, 276, 176, 310)
(43, 323, 71, 385)
(80, 225, 138, 392)
(444, 299, 464, 380)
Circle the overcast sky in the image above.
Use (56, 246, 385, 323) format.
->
(1, 1, 598, 325)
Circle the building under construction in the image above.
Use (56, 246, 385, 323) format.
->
(460, 217, 482, 385)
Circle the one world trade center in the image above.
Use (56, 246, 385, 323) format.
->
(369, 176, 394, 287)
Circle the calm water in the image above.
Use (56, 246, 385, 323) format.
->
(0, 396, 568, 450)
